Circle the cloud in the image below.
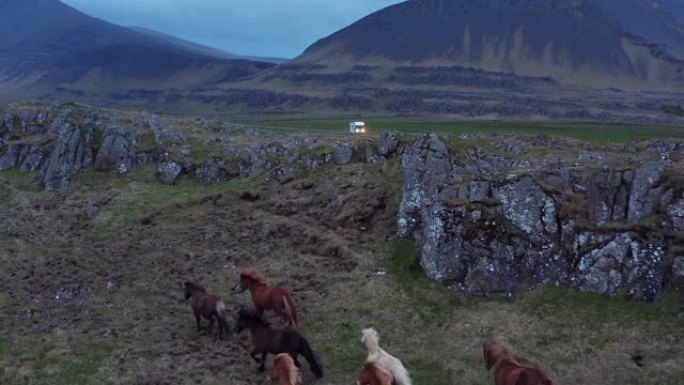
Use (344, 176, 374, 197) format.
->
(61, 0, 404, 58)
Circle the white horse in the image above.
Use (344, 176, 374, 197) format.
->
(361, 328, 412, 385)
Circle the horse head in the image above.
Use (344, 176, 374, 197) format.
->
(361, 327, 379, 343)
(483, 340, 508, 370)
(183, 281, 205, 300)
(238, 269, 269, 292)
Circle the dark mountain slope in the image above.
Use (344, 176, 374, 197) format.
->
(294, 0, 684, 90)
(0, 0, 275, 99)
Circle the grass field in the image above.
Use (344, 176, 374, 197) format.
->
(258, 119, 684, 142)
(1, 157, 683, 385)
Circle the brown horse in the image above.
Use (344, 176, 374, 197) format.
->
(183, 281, 231, 340)
(269, 353, 302, 385)
(358, 361, 394, 385)
(237, 270, 298, 327)
(484, 341, 555, 385)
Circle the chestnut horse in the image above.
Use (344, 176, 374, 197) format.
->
(237, 270, 298, 327)
(483, 341, 555, 385)
(183, 281, 231, 340)
(269, 353, 302, 385)
(357, 361, 394, 385)
(234, 308, 323, 378)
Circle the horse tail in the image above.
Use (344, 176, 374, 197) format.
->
(298, 335, 323, 379)
(282, 290, 298, 327)
(391, 363, 412, 385)
(215, 301, 232, 337)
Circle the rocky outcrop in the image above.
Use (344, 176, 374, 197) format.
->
(42, 110, 96, 191)
(0, 144, 21, 170)
(95, 132, 132, 175)
(18, 145, 47, 172)
(157, 160, 182, 185)
(196, 157, 238, 184)
(333, 142, 357, 165)
(398, 135, 683, 300)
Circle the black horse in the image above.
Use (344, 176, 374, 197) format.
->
(234, 308, 323, 378)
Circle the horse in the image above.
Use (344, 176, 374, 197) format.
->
(234, 308, 323, 378)
(357, 361, 394, 385)
(236, 269, 298, 327)
(483, 341, 556, 385)
(269, 353, 303, 385)
(183, 281, 232, 340)
(361, 328, 411, 385)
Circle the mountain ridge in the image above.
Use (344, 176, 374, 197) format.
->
(0, 0, 276, 99)
(293, 0, 684, 90)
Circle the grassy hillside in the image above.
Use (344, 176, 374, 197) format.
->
(1, 150, 683, 385)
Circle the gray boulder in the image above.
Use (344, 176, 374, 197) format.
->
(628, 161, 667, 222)
(196, 157, 237, 184)
(18, 145, 47, 173)
(333, 142, 357, 165)
(238, 145, 276, 178)
(493, 176, 557, 244)
(157, 160, 182, 185)
(673, 256, 684, 290)
(0, 144, 20, 170)
(378, 133, 400, 157)
(584, 170, 630, 225)
(668, 199, 684, 231)
(398, 134, 454, 238)
(95, 133, 132, 175)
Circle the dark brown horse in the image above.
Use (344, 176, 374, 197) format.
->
(234, 308, 323, 378)
(484, 341, 555, 385)
(183, 281, 231, 340)
(236, 270, 298, 327)
(269, 353, 302, 385)
(357, 361, 394, 385)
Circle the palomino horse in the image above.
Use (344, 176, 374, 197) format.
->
(483, 341, 556, 385)
(357, 361, 394, 385)
(269, 353, 303, 385)
(234, 308, 323, 378)
(183, 281, 231, 340)
(236, 269, 298, 327)
(361, 328, 411, 385)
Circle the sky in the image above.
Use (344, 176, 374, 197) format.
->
(61, 0, 404, 59)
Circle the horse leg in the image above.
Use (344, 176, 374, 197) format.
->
(194, 312, 201, 332)
(250, 350, 262, 364)
(208, 317, 216, 338)
(258, 352, 267, 372)
(290, 352, 302, 368)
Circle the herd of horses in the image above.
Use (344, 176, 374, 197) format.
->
(184, 269, 556, 385)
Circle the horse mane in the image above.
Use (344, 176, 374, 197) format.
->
(275, 353, 302, 385)
(240, 269, 269, 286)
(361, 327, 380, 354)
(485, 341, 526, 371)
(184, 281, 207, 293)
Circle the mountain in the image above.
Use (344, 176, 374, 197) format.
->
(129, 27, 288, 64)
(0, 0, 276, 100)
(293, 0, 684, 90)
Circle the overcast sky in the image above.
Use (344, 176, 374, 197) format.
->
(61, 0, 404, 59)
